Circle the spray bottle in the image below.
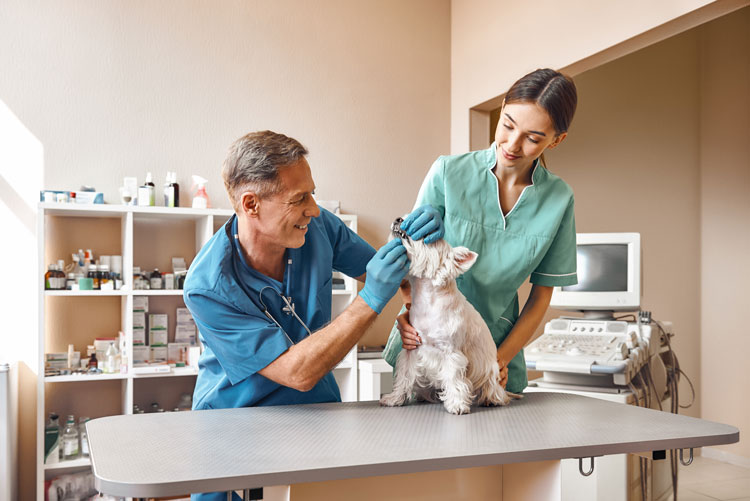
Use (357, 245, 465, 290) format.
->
(191, 175, 210, 209)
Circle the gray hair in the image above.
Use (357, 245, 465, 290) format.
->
(222, 130, 308, 211)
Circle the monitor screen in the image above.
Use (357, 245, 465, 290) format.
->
(562, 244, 628, 292)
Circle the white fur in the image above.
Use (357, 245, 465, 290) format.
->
(380, 235, 519, 415)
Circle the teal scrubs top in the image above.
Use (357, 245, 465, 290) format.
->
(383, 143, 578, 394)
(184, 208, 375, 411)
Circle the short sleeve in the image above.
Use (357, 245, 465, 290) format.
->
(530, 197, 578, 287)
(414, 157, 447, 217)
(318, 208, 375, 278)
(184, 288, 291, 385)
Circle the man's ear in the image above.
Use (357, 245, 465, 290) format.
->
(240, 191, 260, 217)
(452, 247, 478, 273)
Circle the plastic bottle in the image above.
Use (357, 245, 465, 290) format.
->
(191, 175, 210, 209)
(56, 260, 67, 288)
(62, 415, 79, 460)
(79, 417, 90, 457)
(88, 263, 100, 290)
(164, 172, 180, 207)
(105, 342, 117, 373)
(99, 264, 110, 288)
(44, 413, 61, 464)
(138, 172, 156, 206)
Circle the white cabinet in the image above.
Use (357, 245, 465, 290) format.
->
(37, 204, 359, 499)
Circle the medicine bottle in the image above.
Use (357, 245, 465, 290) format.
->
(99, 264, 110, 287)
(62, 415, 79, 460)
(150, 268, 163, 289)
(88, 351, 98, 369)
(65, 273, 76, 290)
(44, 264, 55, 290)
(79, 417, 90, 457)
(88, 264, 100, 290)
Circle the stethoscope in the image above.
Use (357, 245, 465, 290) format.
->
(227, 216, 312, 346)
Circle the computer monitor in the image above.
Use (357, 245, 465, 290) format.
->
(549, 232, 641, 318)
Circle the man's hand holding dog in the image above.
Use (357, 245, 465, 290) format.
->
(496, 356, 509, 388)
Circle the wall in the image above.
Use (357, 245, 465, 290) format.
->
(466, 6, 750, 454)
(0, 0, 450, 497)
(699, 8, 750, 460)
(541, 29, 704, 419)
(450, 0, 747, 154)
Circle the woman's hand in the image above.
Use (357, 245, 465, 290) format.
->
(497, 356, 509, 388)
(397, 308, 421, 350)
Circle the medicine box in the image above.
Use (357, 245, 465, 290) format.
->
(94, 337, 117, 361)
(45, 352, 81, 370)
(133, 296, 149, 313)
(176, 307, 194, 324)
(132, 327, 146, 346)
(133, 311, 146, 328)
(175, 324, 197, 345)
(149, 329, 168, 347)
(149, 314, 168, 330)
(167, 343, 190, 367)
(150, 346, 167, 363)
(132, 346, 150, 365)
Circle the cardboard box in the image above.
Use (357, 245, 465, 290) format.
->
(176, 308, 194, 325)
(133, 296, 149, 313)
(133, 326, 146, 346)
(150, 346, 167, 363)
(133, 311, 146, 329)
(149, 329, 168, 347)
(175, 324, 197, 345)
(149, 314, 168, 330)
(167, 343, 190, 367)
(132, 346, 150, 364)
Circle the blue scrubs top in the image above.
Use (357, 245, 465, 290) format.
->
(383, 143, 578, 393)
(184, 208, 375, 410)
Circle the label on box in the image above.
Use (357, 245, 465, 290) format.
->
(133, 312, 146, 329)
(133, 346, 149, 364)
(149, 329, 168, 346)
(168, 343, 190, 367)
(150, 346, 167, 363)
(133, 326, 146, 346)
(176, 308, 194, 324)
(175, 324, 197, 345)
(133, 296, 149, 312)
(149, 314, 168, 330)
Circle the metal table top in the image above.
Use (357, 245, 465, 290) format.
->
(87, 392, 739, 497)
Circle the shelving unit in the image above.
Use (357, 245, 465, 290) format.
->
(36, 203, 360, 500)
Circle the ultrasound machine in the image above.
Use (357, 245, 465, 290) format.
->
(524, 233, 689, 501)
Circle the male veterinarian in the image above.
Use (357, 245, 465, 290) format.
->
(183, 130, 444, 500)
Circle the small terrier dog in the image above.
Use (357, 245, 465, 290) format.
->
(380, 217, 517, 415)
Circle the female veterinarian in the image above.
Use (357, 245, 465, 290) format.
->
(384, 68, 579, 395)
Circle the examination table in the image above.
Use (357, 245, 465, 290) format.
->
(86, 392, 739, 500)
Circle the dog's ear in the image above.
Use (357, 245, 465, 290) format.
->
(452, 247, 478, 273)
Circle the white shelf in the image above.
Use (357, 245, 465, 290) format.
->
(44, 290, 128, 296)
(132, 289, 184, 296)
(43, 457, 91, 471)
(132, 367, 198, 378)
(37, 205, 359, 500)
(45, 373, 128, 383)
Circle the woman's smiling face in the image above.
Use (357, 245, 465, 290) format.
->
(494, 101, 566, 170)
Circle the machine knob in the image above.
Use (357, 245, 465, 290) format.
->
(567, 347, 583, 356)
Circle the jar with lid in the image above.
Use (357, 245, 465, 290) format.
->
(99, 264, 111, 288)
(87, 264, 100, 290)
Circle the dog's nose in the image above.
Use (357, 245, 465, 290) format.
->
(391, 217, 407, 239)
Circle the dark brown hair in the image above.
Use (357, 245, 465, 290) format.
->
(505, 68, 578, 135)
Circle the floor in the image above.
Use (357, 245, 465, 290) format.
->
(678, 455, 750, 501)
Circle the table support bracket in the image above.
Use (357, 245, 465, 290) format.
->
(679, 448, 694, 466)
(578, 456, 596, 476)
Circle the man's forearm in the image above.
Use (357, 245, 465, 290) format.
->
(258, 296, 377, 391)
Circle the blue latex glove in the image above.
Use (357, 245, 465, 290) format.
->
(401, 204, 445, 244)
(359, 239, 410, 314)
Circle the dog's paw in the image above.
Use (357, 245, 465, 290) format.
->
(443, 400, 471, 415)
(380, 392, 406, 407)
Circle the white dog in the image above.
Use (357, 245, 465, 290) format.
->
(380, 219, 518, 415)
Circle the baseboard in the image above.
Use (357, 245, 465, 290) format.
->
(702, 447, 750, 468)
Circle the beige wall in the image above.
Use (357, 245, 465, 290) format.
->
(541, 29, 704, 419)
(450, 0, 747, 154)
(472, 5, 750, 453)
(699, 8, 750, 459)
(1, 0, 450, 497)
